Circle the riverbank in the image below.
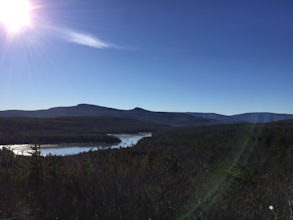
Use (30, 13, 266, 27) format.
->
(1, 132, 152, 156)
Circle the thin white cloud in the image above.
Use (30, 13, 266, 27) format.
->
(55, 27, 115, 49)
(65, 30, 112, 49)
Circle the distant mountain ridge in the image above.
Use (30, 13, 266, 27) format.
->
(0, 104, 215, 126)
(187, 112, 293, 123)
(1, 104, 292, 126)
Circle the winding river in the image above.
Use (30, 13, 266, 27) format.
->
(0, 133, 152, 156)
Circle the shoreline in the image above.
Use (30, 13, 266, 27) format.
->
(0, 132, 152, 156)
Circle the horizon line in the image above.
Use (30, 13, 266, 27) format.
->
(0, 103, 292, 116)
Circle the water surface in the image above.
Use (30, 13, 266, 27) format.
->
(0, 133, 151, 156)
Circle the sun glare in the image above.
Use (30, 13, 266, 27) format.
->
(0, 0, 32, 33)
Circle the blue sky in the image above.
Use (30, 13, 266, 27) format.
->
(0, 0, 292, 114)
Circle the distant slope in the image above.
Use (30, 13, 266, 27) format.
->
(124, 107, 215, 126)
(187, 112, 230, 121)
(227, 112, 293, 123)
(0, 104, 121, 118)
(0, 116, 166, 145)
(187, 112, 293, 123)
(0, 104, 215, 126)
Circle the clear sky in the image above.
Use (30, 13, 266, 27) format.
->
(0, 0, 292, 114)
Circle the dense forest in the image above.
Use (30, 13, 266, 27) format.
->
(0, 120, 292, 219)
(0, 117, 165, 144)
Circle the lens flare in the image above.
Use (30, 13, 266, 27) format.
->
(0, 0, 32, 33)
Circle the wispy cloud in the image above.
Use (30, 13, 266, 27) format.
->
(64, 30, 112, 49)
(55, 28, 116, 49)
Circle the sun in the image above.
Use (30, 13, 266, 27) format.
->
(0, 0, 32, 33)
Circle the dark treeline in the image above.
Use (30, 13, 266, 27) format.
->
(0, 117, 166, 144)
(0, 121, 292, 219)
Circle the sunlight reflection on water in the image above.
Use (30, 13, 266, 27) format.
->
(0, 133, 152, 156)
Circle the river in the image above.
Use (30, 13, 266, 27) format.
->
(0, 132, 152, 156)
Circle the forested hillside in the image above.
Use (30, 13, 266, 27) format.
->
(0, 121, 292, 219)
(0, 117, 165, 144)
